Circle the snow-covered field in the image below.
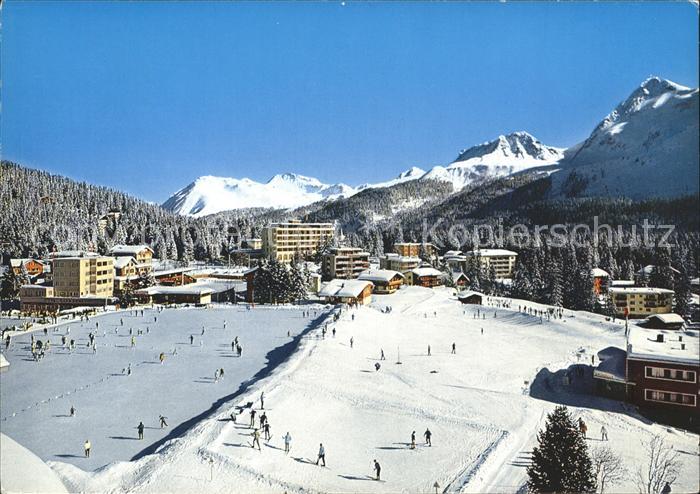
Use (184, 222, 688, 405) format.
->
(0, 304, 330, 471)
(19, 287, 697, 494)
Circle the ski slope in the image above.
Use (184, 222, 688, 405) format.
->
(36, 287, 698, 493)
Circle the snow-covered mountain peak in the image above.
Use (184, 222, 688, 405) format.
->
(397, 166, 426, 179)
(455, 131, 564, 164)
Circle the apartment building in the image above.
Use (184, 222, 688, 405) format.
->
(321, 247, 370, 280)
(608, 287, 674, 318)
(393, 242, 438, 259)
(379, 253, 421, 274)
(465, 249, 518, 279)
(262, 220, 335, 263)
(52, 254, 115, 298)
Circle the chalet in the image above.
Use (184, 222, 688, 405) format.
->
(357, 269, 404, 294)
(407, 267, 443, 288)
(451, 271, 469, 287)
(153, 268, 196, 286)
(108, 245, 154, 274)
(639, 313, 686, 330)
(458, 290, 483, 305)
(318, 279, 374, 305)
(591, 268, 610, 295)
(135, 285, 214, 305)
(10, 259, 46, 277)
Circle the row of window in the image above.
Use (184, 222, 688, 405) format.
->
(645, 366, 696, 383)
(644, 389, 696, 407)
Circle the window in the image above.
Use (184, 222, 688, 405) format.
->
(645, 366, 696, 383)
(645, 389, 696, 407)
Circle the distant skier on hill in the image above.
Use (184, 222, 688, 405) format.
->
(427, 345, 431, 356)
(70, 405, 76, 417)
(263, 422, 271, 440)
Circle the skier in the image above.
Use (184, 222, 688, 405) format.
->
(578, 418, 587, 438)
(160, 415, 168, 428)
(373, 459, 381, 481)
(131, 336, 136, 348)
(410, 431, 416, 449)
(600, 425, 608, 441)
(451, 342, 456, 354)
(137, 421, 145, 440)
(260, 392, 265, 410)
(424, 428, 432, 446)
(351, 314, 355, 321)
(230, 411, 237, 423)
(251, 428, 261, 450)
(127, 363, 132, 376)
(70, 405, 76, 417)
(263, 422, 271, 440)
(283, 431, 292, 454)
(84, 439, 91, 458)
(316, 443, 326, 466)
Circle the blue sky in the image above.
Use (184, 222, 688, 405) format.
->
(2, 1, 698, 202)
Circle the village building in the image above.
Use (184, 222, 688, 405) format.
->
(242, 238, 263, 250)
(464, 249, 518, 279)
(10, 259, 47, 277)
(595, 325, 699, 425)
(443, 251, 468, 273)
(393, 242, 438, 259)
(318, 279, 374, 305)
(591, 267, 610, 295)
(321, 247, 370, 280)
(457, 290, 484, 305)
(639, 313, 686, 330)
(608, 287, 674, 318)
(135, 284, 214, 305)
(609, 279, 635, 289)
(51, 252, 114, 299)
(262, 220, 335, 263)
(450, 271, 469, 287)
(108, 245, 154, 274)
(406, 266, 444, 288)
(97, 210, 121, 234)
(379, 253, 421, 274)
(357, 269, 405, 294)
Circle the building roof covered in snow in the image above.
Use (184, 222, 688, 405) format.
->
(609, 287, 674, 295)
(109, 244, 155, 256)
(594, 346, 627, 383)
(465, 249, 518, 257)
(444, 250, 463, 257)
(636, 264, 680, 277)
(411, 267, 443, 277)
(319, 279, 373, 298)
(135, 285, 214, 296)
(610, 280, 635, 287)
(591, 268, 610, 278)
(357, 269, 405, 283)
(627, 326, 699, 366)
(50, 250, 101, 259)
(113, 256, 137, 269)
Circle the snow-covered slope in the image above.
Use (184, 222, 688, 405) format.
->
(420, 132, 565, 190)
(552, 77, 699, 199)
(161, 173, 356, 217)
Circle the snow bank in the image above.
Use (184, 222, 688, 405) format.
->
(1, 433, 69, 494)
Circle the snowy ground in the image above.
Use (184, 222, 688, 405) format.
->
(34, 287, 699, 494)
(0, 304, 330, 471)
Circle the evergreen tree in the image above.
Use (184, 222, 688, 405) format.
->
(673, 264, 692, 317)
(0, 268, 27, 300)
(527, 406, 597, 493)
(288, 263, 308, 303)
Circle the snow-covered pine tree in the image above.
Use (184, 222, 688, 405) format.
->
(673, 264, 692, 317)
(288, 263, 308, 303)
(527, 406, 596, 493)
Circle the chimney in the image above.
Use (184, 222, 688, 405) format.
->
(656, 334, 664, 343)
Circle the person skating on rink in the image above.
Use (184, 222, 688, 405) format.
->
(214, 369, 219, 382)
(283, 432, 292, 454)
(350, 337, 354, 349)
(410, 431, 416, 449)
(380, 348, 385, 360)
(427, 345, 431, 356)
(249, 409, 256, 427)
(260, 412, 267, 427)
(219, 368, 224, 379)
(70, 405, 76, 417)
(159, 415, 168, 428)
(237, 344, 242, 357)
(373, 459, 381, 481)
(316, 443, 326, 466)
(84, 439, 91, 458)
(190, 335, 194, 345)
(424, 428, 432, 446)
(137, 421, 145, 440)
(251, 428, 261, 450)
(260, 392, 265, 410)
(600, 425, 608, 441)
(263, 422, 271, 440)
(451, 342, 456, 354)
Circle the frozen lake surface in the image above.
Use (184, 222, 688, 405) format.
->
(0, 304, 331, 470)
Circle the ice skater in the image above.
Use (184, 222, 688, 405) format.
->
(451, 342, 456, 354)
(380, 348, 385, 360)
(350, 337, 354, 349)
(137, 421, 145, 440)
(250, 409, 257, 427)
(190, 335, 194, 345)
(160, 415, 168, 428)
(283, 432, 292, 454)
(263, 422, 271, 440)
(424, 428, 432, 446)
(373, 459, 381, 481)
(600, 425, 608, 441)
(260, 392, 265, 410)
(427, 345, 431, 356)
(84, 439, 91, 457)
(70, 405, 76, 417)
(316, 443, 326, 466)
(410, 431, 416, 449)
